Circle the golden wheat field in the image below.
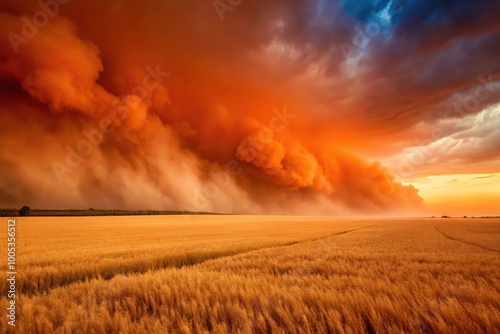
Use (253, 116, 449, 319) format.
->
(1, 216, 499, 334)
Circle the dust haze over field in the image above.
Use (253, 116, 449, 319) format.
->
(6, 0, 500, 214)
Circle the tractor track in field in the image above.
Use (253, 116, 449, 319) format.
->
(286, 222, 380, 245)
(20, 222, 379, 297)
(434, 226, 500, 254)
(213, 222, 381, 255)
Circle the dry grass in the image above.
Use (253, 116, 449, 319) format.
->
(0, 216, 370, 295)
(1, 217, 499, 333)
(434, 219, 500, 252)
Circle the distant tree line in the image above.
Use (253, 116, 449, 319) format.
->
(0, 207, 224, 217)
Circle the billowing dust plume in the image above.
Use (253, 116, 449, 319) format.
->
(0, 2, 423, 215)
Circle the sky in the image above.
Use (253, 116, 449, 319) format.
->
(0, 0, 499, 216)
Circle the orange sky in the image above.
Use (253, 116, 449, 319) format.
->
(0, 0, 499, 215)
(408, 173, 500, 217)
